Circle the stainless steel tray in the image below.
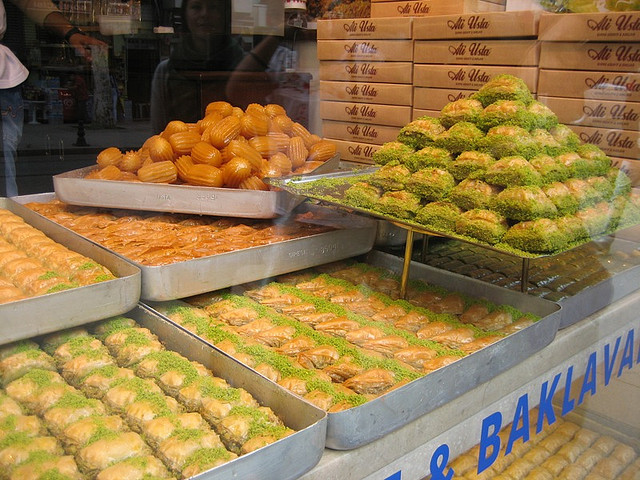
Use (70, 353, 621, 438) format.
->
(53, 155, 340, 219)
(409, 235, 640, 329)
(129, 304, 328, 480)
(0, 198, 141, 345)
(13, 193, 377, 301)
(145, 250, 561, 450)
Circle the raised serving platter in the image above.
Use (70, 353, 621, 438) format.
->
(0, 197, 141, 344)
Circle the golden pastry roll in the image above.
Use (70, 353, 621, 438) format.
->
(93, 317, 138, 340)
(135, 351, 212, 398)
(344, 326, 386, 346)
(95, 455, 173, 480)
(275, 336, 316, 357)
(422, 355, 462, 374)
(158, 429, 226, 474)
(459, 335, 504, 354)
(314, 317, 361, 337)
(8, 453, 82, 480)
(176, 375, 231, 412)
(103, 327, 164, 367)
(77, 365, 136, 399)
(252, 325, 297, 348)
(297, 346, 341, 370)
(323, 359, 365, 383)
(61, 353, 116, 387)
(344, 297, 387, 317)
(360, 335, 410, 358)
(0, 391, 26, 418)
(393, 346, 438, 370)
(302, 390, 335, 411)
(430, 327, 477, 349)
(60, 414, 127, 454)
(52, 336, 110, 366)
(0, 434, 63, 470)
(123, 392, 182, 433)
(416, 321, 455, 340)
(41, 328, 91, 355)
(575, 447, 605, 471)
(104, 376, 163, 414)
(180, 447, 238, 479)
(142, 412, 209, 450)
(198, 385, 259, 427)
(393, 311, 430, 332)
(215, 405, 292, 455)
(370, 304, 408, 323)
(76, 431, 151, 476)
(235, 318, 276, 337)
(43, 392, 107, 435)
(0, 346, 57, 386)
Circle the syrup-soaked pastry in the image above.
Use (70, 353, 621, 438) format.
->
(294, 312, 337, 327)
(344, 326, 387, 346)
(370, 304, 408, 323)
(430, 327, 476, 348)
(193, 379, 258, 426)
(590, 434, 618, 455)
(393, 311, 430, 332)
(429, 293, 466, 315)
(8, 453, 83, 480)
(575, 447, 605, 471)
(92, 316, 138, 339)
(254, 363, 281, 383)
(422, 355, 461, 374)
(275, 336, 316, 356)
(592, 456, 626, 478)
(459, 335, 503, 354)
(314, 317, 361, 337)
(541, 454, 570, 476)
(158, 428, 226, 473)
(393, 346, 438, 370)
(218, 307, 260, 326)
(619, 458, 640, 480)
(473, 311, 514, 331)
(540, 431, 573, 455)
(253, 325, 297, 348)
(323, 359, 365, 383)
(123, 390, 182, 433)
(347, 297, 387, 317)
(558, 441, 588, 463)
(95, 455, 173, 480)
(4, 369, 68, 413)
(135, 350, 212, 398)
(52, 335, 108, 365)
(499, 317, 535, 335)
(180, 448, 238, 478)
(303, 390, 335, 411)
(60, 414, 127, 454)
(450, 453, 476, 476)
(176, 375, 233, 413)
(257, 292, 303, 309)
(235, 318, 276, 337)
(555, 421, 580, 439)
(524, 466, 554, 480)
(0, 392, 24, 418)
(297, 346, 341, 369)
(416, 321, 455, 340)
(41, 328, 91, 355)
(504, 457, 535, 480)
(76, 431, 151, 476)
(460, 304, 490, 325)
(0, 344, 57, 385)
(611, 443, 637, 466)
(360, 336, 410, 358)
(277, 376, 309, 396)
(342, 368, 395, 395)
(572, 428, 599, 448)
(280, 302, 316, 316)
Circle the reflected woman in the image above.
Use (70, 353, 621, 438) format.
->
(150, 0, 244, 133)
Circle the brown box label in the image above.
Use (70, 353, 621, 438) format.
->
(413, 87, 475, 110)
(322, 120, 400, 145)
(413, 10, 538, 39)
(539, 96, 640, 131)
(414, 39, 539, 66)
(319, 61, 414, 84)
(317, 40, 414, 61)
(320, 80, 413, 106)
(330, 139, 381, 164)
(569, 125, 640, 160)
(413, 64, 538, 92)
(320, 100, 412, 126)
(539, 42, 640, 73)
(538, 69, 640, 103)
(539, 11, 640, 42)
(317, 18, 413, 39)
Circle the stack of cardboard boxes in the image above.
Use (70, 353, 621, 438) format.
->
(411, 10, 539, 119)
(369, 0, 505, 18)
(537, 11, 640, 184)
(317, 17, 414, 163)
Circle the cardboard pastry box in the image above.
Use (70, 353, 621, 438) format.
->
(317, 39, 414, 62)
(320, 101, 412, 126)
(317, 17, 413, 40)
(539, 11, 640, 42)
(322, 120, 401, 145)
(413, 87, 475, 111)
(413, 10, 538, 39)
(413, 64, 538, 92)
(569, 124, 640, 160)
(370, 0, 505, 18)
(539, 42, 640, 73)
(331, 138, 381, 164)
(538, 69, 640, 103)
(320, 80, 413, 106)
(319, 61, 414, 84)
(412, 108, 440, 120)
(414, 39, 539, 66)
(539, 96, 640, 131)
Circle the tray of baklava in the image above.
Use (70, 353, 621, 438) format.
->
(0, 197, 140, 345)
(441, 406, 639, 480)
(411, 234, 640, 329)
(142, 249, 561, 450)
(11, 193, 377, 301)
(0, 304, 327, 480)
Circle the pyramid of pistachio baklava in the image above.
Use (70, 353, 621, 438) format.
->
(346, 74, 640, 254)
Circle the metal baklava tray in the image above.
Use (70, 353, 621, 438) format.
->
(410, 235, 640, 328)
(0, 197, 141, 345)
(53, 155, 340, 219)
(146, 250, 562, 450)
(12, 193, 377, 302)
